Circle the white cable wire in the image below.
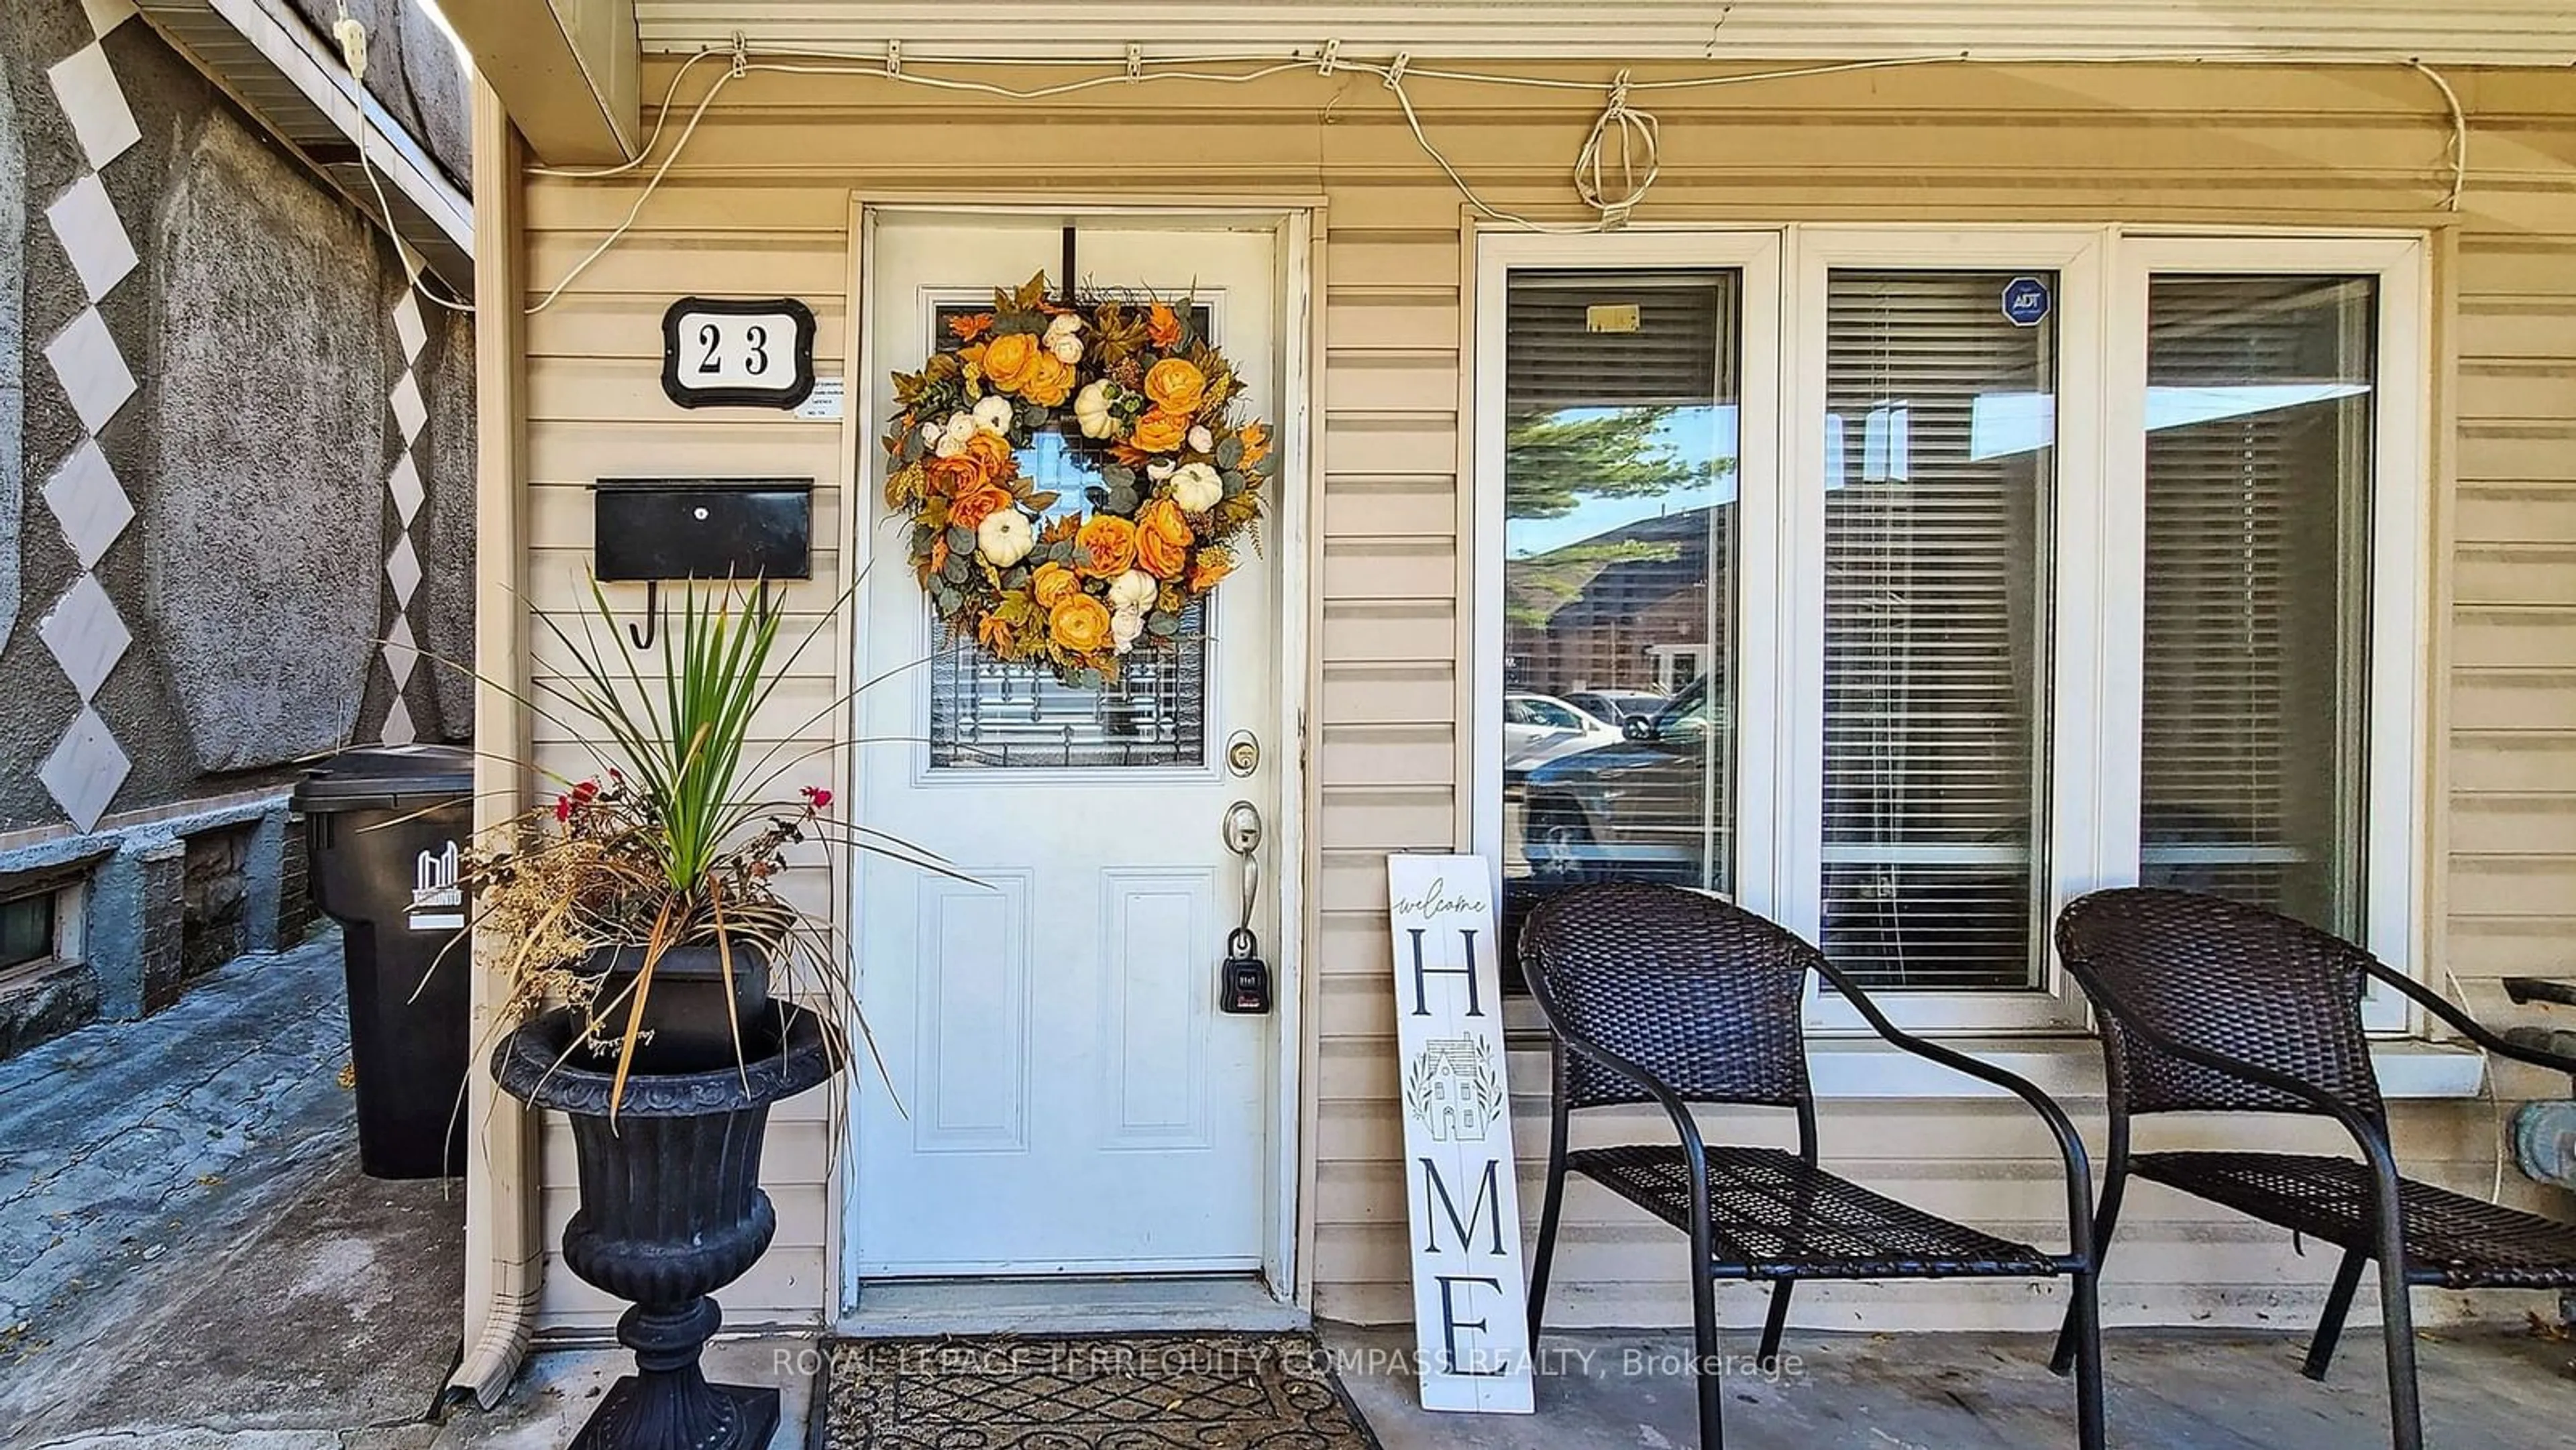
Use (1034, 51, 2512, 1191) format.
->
(515, 41, 2478, 309)
(523, 64, 743, 314)
(2406, 58, 2470, 212)
(528, 45, 723, 179)
(2435, 960, 2516, 1204)
(333, 5, 474, 313)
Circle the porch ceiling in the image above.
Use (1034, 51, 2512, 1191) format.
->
(636, 1, 2576, 66)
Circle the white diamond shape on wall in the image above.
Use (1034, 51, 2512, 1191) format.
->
(46, 172, 136, 302)
(40, 572, 130, 702)
(43, 439, 132, 569)
(390, 371, 427, 444)
(381, 695, 415, 746)
(386, 534, 421, 606)
(44, 306, 135, 433)
(394, 291, 427, 361)
(388, 452, 424, 524)
(46, 43, 138, 171)
(82, 0, 138, 39)
(384, 614, 419, 688)
(40, 706, 129, 831)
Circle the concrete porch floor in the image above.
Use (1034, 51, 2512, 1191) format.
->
(5, 938, 2572, 1448)
(1328, 1321, 2576, 1450)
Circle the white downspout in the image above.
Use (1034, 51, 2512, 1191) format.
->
(446, 74, 541, 1410)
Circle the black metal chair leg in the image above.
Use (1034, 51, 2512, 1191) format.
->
(2303, 1247, 2368, 1382)
(1690, 1255, 1725, 1450)
(1756, 1279, 1794, 1370)
(2070, 1268, 2106, 1450)
(2375, 1253, 2423, 1450)
(1526, 1147, 1568, 1349)
(2053, 1165, 2127, 1376)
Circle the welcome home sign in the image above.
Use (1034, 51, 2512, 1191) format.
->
(1385, 854, 1536, 1413)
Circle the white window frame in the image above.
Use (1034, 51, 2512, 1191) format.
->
(2105, 233, 2432, 1034)
(1470, 225, 2432, 1038)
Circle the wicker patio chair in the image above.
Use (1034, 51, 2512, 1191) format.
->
(1520, 883, 2105, 1450)
(2045, 887, 2576, 1450)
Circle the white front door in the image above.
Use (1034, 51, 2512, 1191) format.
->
(853, 216, 1283, 1277)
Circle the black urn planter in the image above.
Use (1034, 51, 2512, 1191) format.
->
(584, 940, 777, 1075)
(494, 996, 837, 1450)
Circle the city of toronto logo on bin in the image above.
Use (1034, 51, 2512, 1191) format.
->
(408, 840, 464, 931)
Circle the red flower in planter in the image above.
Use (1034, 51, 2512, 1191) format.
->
(802, 785, 833, 812)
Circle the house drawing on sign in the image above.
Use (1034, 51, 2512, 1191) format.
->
(1404, 1036, 1505, 1144)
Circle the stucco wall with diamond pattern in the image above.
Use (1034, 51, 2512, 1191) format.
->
(0, 1, 473, 833)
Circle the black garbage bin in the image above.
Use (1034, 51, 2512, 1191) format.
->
(293, 744, 476, 1180)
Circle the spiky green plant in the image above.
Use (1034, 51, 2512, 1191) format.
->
(456, 573, 942, 1115)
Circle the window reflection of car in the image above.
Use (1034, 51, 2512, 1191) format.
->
(1517, 677, 1723, 882)
(1503, 693, 1623, 773)
(1562, 689, 1669, 727)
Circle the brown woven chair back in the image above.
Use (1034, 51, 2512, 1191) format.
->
(2058, 888, 2385, 1121)
(1521, 882, 1815, 1111)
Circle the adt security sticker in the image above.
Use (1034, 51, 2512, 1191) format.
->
(2001, 276, 2051, 328)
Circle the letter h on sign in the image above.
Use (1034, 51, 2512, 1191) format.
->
(1386, 854, 1534, 1414)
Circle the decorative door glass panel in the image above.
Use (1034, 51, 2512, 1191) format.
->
(924, 300, 1217, 772)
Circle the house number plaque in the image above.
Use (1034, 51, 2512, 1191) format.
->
(661, 297, 818, 409)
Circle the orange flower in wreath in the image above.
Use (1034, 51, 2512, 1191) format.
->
(1128, 408, 1189, 455)
(1146, 303, 1183, 348)
(1030, 561, 1081, 610)
(1188, 547, 1234, 593)
(1022, 351, 1077, 408)
(926, 434, 1014, 504)
(1049, 594, 1114, 653)
(947, 479, 1014, 532)
(976, 610, 1018, 654)
(1237, 423, 1271, 468)
(1074, 516, 1138, 579)
(1142, 359, 1207, 416)
(979, 333, 1041, 394)
(1134, 498, 1193, 581)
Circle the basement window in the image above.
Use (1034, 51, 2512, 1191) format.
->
(0, 892, 60, 977)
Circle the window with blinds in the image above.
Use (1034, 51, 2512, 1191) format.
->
(1820, 272, 2055, 992)
(2139, 276, 2374, 934)
(1497, 270, 1740, 976)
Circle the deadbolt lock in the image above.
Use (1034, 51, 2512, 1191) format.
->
(1225, 730, 1260, 778)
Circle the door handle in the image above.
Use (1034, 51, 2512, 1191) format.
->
(1222, 800, 1263, 938)
(1220, 801, 1271, 1013)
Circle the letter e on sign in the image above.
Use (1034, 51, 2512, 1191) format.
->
(1386, 854, 1534, 1414)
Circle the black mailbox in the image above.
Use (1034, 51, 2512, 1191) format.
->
(592, 479, 814, 581)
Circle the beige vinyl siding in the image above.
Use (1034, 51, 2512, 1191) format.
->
(510, 60, 2576, 1331)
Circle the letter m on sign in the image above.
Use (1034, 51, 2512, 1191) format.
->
(1385, 854, 1534, 1414)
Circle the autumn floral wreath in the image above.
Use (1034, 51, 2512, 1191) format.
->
(882, 274, 1272, 685)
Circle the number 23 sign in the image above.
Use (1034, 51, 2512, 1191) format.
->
(661, 297, 818, 410)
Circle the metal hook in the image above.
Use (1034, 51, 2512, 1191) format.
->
(628, 579, 659, 649)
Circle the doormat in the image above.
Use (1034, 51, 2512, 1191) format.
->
(818, 1331, 1384, 1449)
